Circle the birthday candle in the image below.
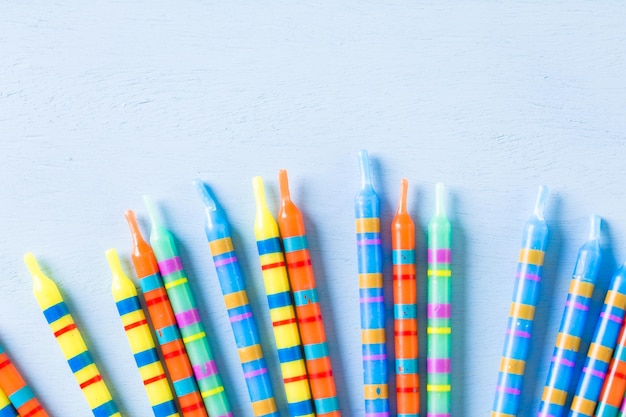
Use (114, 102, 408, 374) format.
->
(355, 150, 389, 417)
(143, 196, 232, 417)
(0, 388, 18, 417)
(538, 215, 602, 417)
(569, 261, 626, 417)
(194, 180, 279, 417)
(107, 249, 180, 417)
(595, 318, 626, 417)
(393, 179, 419, 417)
(277, 169, 341, 417)
(427, 182, 452, 417)
(125, 211, 208, 417)
(617, 396, 626, 417)
(252, 176, 315, 417)
(24, 253, 122, 417)
(0, 343, 48, 417)
(492, 185, 549, 417)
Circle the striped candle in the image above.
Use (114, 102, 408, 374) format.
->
(595, 318, 626, 417)
(195, 180, 279, 417)
(569, 261, 626, 417)
(393, 179, 419, 417)
(355, 150, 389, 417)
(538, 215, 602, 417)
(107, 249, 180, 417)
(277, 169, 341, 417)
(125, 210, 208, 417)
(0, 388, 18, 417)
(0, 343, 48, 417)
(252, 176, 315, 417)
(143, 196, 231, 417)
(617, 395, 626, 417)
(427, 182, 451, 417)
(24, 253, 121, 417)
(492, 186, 549, 417)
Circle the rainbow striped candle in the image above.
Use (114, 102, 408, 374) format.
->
(596, 318, 626, 417)
(0, 388, 18, 417)
(0, 343, 48, 417)
(252, 176, 314, 417)
(107, 249, 180, 417)
(24, 253, 122, 417)
(538, 215, 602, 417)
(194, 180, 279, 417)
(355, 150, 389, 417)
(125, 210, 208, 417)
(568, 261, 626, 417)
(427, 182, 452, 417)
(393, 179, 419, 417)
(143, 196, 232, 417)
(277, 169, 341, 417)
(492, 186, 549, 417)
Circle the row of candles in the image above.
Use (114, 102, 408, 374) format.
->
(1, 150, 625, 417)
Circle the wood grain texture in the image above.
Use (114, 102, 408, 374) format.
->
(1, 1, 625, 416)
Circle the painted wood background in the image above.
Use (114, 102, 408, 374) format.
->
(1, 1, 625, 415)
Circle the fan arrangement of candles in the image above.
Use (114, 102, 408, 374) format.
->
(2, 150, 625, 417)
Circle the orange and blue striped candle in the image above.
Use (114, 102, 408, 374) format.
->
(277, 169, 341, 417)
(125, 210, 208, 417)
(596, 316, 626, 417)
(24, 253, 121, 417)
(392, 179, 419, 417)
(568, 261, 626, 417)
(107, 249, 180, 417)
(538, 216, 601, 417)
(253, 176, 314, 417)
(0, 343, 48, 417)
(0, 387, 18, 417)
(355, 150, 389, 417)
(195, 180, 279, 417)
(143, 196, 232, 417)
(492, 186, 549, 417)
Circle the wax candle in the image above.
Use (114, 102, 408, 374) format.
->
(143, 197, 231, 417)
(277, 169, 341, 417)
(252, 176, 314, 417)
(617, 396, 626, 417)
(0, 388, 18, 417)
(393, 179, 419, 417)
(0, 343, 48, 417)
(595, 318, 626, 417)
(538, 215, 602, 417)
(569, 261, 626, 417)
(194, 180, 279, 417)
(24, 253, 122, 417)
(355, 150, 389, 417)
(492, 186, 549, 417)
(107, 249, 180, 417)
(125, 210, 208, 417)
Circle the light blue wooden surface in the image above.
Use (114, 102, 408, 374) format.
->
(1, 1, 625, 416)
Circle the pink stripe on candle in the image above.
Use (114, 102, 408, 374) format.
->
(427, 414, 451, 417)
(361, 296, 385, 303)
(516, 272, 540, 282)
(363, 354, 387, 361)
(582, 366, 606, 379)
(551, 356, 575, 367)
(214, 256, 237, 267)
(600, 311, 623, 324)
(358, 238, 381, 246)
(244, 368, 268, 379)
(366, 413, 390, 417)
(506, 329, 531, 338)
(158, 256, 183, 275)
(194, 360, 218, 379)
(427, 358, 450, 373)
(176, 308, 200, 327)
(428, 249, 451, 263)
(565, 300, 589, 311)
(496, 385, 521, 395)
(428, 303, 451, 319)
(229, 312, 253, 323)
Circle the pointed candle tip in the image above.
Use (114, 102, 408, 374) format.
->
(193, 179, 217, 211)
(252, 176, 266, 207)
(24, 252, 42, 276)
(358, 150, 372, 187)
(105, 248, 124, 276)
(435, 182, 446, 216)
(143, 195, 161, 228)
(589, 214, 602, 240)
(278, 169, 291, 201)
(533, 185, 548, 219)
(397, 178, 408, 214)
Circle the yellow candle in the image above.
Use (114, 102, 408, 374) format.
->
(24, 252, 122, 417)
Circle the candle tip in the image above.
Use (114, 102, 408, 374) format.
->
(397, 178, 408, 214)
(435, 182, 446, 216)
(24, 252, 43, 276)
(533, 185, 548, 220)
(358, 150, 372, 187)
(193, 179, 217, 211)
(105, 248, 124, 277)
(278, 169, 291, 201)
(589, 214, 601, 240)
(252, 176, 267, 209)
(143, 195, 162, 229)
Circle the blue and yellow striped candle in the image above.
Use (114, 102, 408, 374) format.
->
(355, 150, 389, 417)
(568, 261, 626, 417)
(252, 176, 314, 417)
(107, 249, 180, 417)
(492, 186, 549, 417)
(195, 180, 279, 417)
(538, 216, 602, 417)
(24, 253, 122, 417)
